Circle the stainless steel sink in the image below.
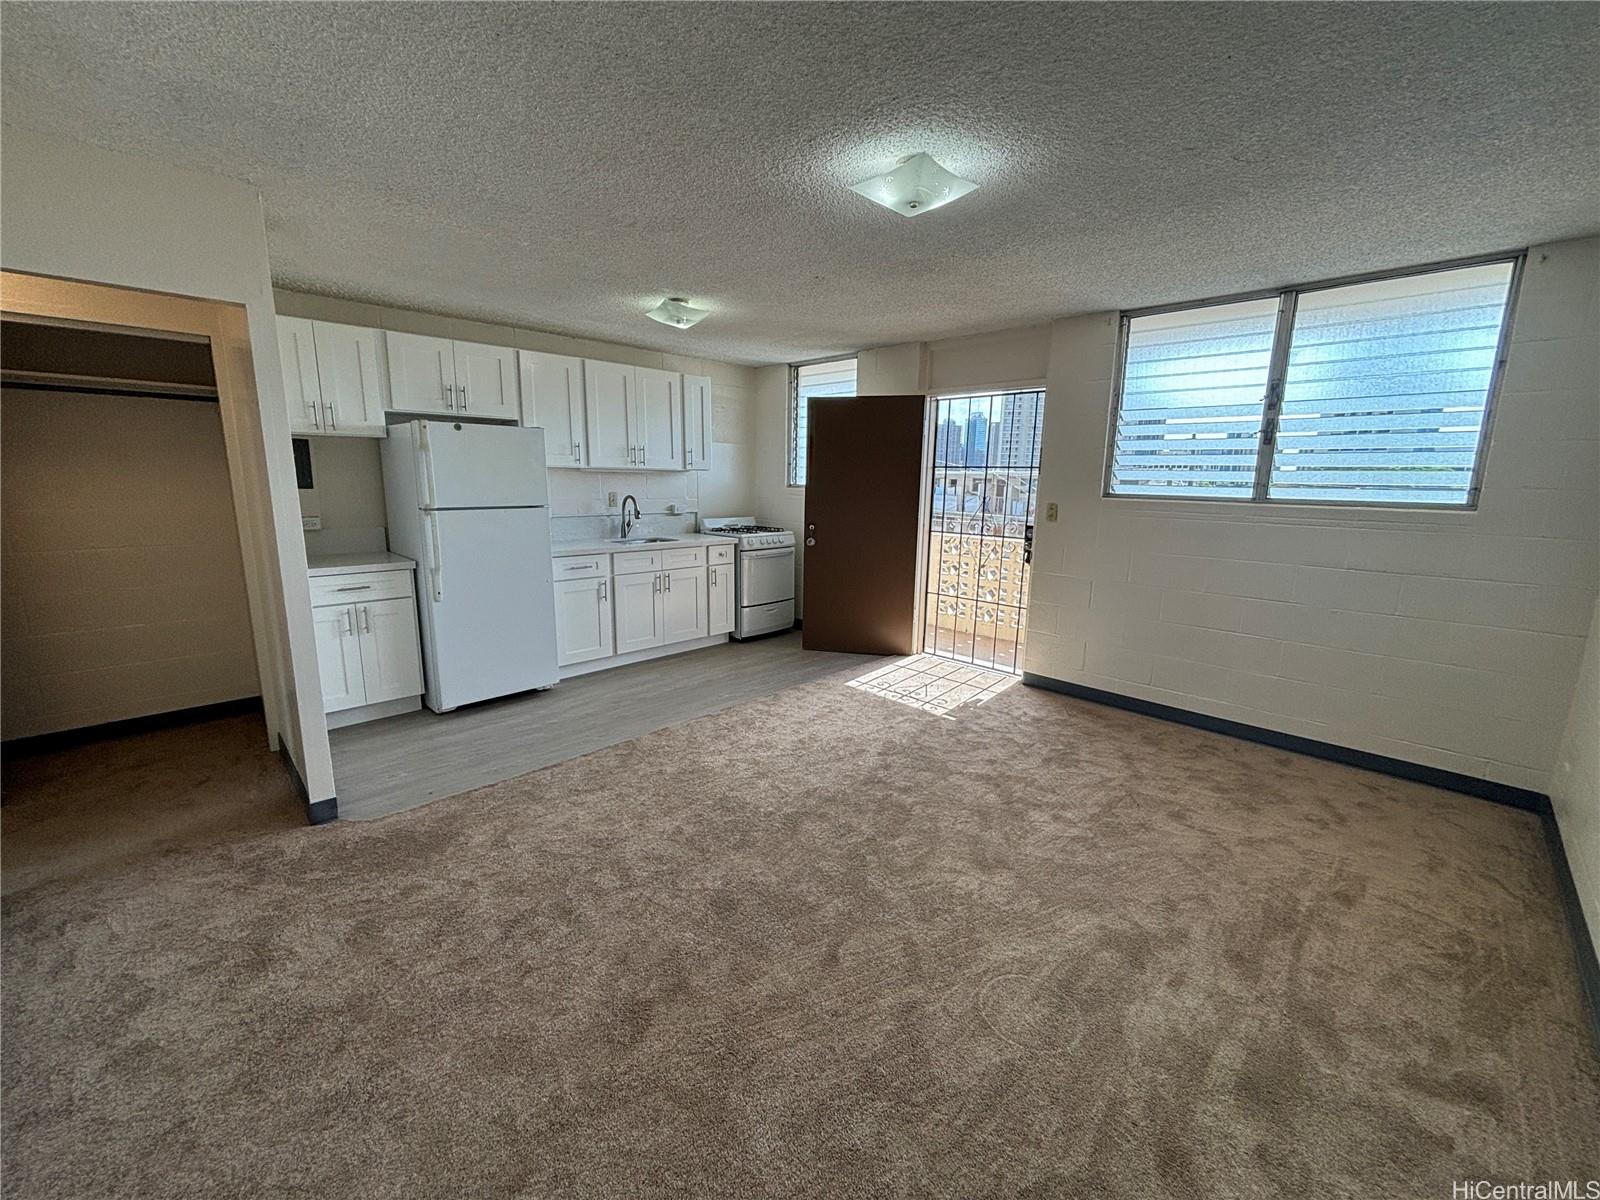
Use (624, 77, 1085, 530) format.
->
(608, 537, 677, 544)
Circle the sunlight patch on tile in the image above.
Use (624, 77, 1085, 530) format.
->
(846, 655, 1018, 718)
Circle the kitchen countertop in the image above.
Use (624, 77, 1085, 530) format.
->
(306, 551, 418, 578)
(551, 532, 739, 557)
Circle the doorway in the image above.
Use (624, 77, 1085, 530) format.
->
(921, 389, 1044, 672)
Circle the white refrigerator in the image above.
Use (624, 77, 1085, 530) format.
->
(382, 420, 559, 713)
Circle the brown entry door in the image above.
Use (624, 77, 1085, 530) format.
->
(803, 394, 927, 655)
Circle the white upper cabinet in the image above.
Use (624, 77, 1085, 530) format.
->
(452, 341, 518, 422)
(681, 373, 713, 472)
(520, 351, 587, 468)
(584, 360, 637, 469)
(278, 316, 325, 435)
(635, 367, 682, 470)
(278, 316, 387, 437)
(386, 332, 457, 416)
(312, 321, 388, 436)
(386, 332, 519, 421)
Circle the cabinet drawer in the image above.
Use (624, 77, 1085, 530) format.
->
(612, 550, 662, 575)
(708, 543, 733, 564)
(662, 546, 706, 569)
(309, 570, 414, 608)
(552, 554, 608, 580)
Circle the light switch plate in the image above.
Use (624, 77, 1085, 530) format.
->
(301, 515, 323, 531)
(607, 491, 618, 508)
(1045, 502, 1058, 522)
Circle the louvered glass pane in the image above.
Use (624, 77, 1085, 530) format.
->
(790, 358, 856, 486)
(1110, 297, 1279, 497)
(1269, 262, 1514, 505)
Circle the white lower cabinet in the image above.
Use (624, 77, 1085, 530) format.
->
(554, 576, 614, 666)
(661, 567, 708, 644)
(555, 544, 731, 673)
(313, 603, 367, 712)
(310, 568, 424, 720)
(613, 570, 665, 654)
(356, 597, 426, 703)
(708, 562, 735, 636)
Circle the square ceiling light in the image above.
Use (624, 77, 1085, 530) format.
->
(646, 297, 708, 329)
(850, 153, 978, 217)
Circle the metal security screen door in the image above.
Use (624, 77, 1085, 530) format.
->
(923, 390, 1044, 672)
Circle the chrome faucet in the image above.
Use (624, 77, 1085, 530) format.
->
(620, 494, 641, 539)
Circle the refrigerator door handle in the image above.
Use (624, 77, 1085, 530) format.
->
(426, 510, 444, 601)
(415, 426, 438, 509)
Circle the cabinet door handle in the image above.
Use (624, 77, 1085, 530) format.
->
(709, 567, 716, 588)
(687, 447, 693, 466)
(573, 442, 581, 462)
(460, 384, 469, 411)
(599, 580, 607, 602)
(342, 609, 355, 636)
(664, 572, 671, 593)
(325, 400, 337, 432)
(652, 574, 659, 593)
(444, 383, 455, 410)
(360, 605, 371, 634)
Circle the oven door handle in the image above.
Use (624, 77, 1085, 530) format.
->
(739, 547, 795, 559)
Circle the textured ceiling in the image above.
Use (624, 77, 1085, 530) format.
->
(2, 2, 1597, 366)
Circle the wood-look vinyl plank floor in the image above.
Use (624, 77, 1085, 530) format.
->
(330, 632, 883, 820)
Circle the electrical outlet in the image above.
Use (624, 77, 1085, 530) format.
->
(301, 515, 323, 531)
(1045, 502, 1058, 522)
(607, 491, 618, 508)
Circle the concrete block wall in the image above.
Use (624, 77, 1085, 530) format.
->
(1025, 237, 1600, 794)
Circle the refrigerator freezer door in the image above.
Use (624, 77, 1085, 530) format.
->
(419, 421, 548, 509)
(418, 505, 559, 711)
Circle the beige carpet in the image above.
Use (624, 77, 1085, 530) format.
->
(3, 678, 1597, 1197)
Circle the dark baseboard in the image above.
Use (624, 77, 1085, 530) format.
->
(1022, 670, 1599, 1046)
(276, 745, 338, 826)
(1540, 814, 1600, 1049)
(1, 697, 264, 760)
(1022, 673, 1551, 812)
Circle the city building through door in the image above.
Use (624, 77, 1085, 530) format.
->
(921, 389, 1044, 672)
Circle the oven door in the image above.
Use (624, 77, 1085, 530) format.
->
(739, 547, 796, 607)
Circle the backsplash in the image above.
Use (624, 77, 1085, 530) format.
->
(547, 467, 700, 518)
(550, 512, 699, 543)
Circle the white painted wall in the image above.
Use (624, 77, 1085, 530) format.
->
(1, 389, 259, 738)
(273, 290, 759, 543)
(1025, 237, 1600, 794)
(0, 126, 334, 802)
(1552, 596, 1600, 959)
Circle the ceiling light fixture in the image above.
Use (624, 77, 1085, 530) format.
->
(646, 297, 708, 329)
(850, 152, 978, 217)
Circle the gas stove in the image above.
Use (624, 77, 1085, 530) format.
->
(698, 517, 798, 639)
(698, 517, 796, 550)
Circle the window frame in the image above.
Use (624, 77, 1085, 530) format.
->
(787, 355, 858, 489)
(1101, 250, 1526, 511)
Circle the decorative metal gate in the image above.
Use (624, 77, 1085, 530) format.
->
(922, 390, 1044, 672)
